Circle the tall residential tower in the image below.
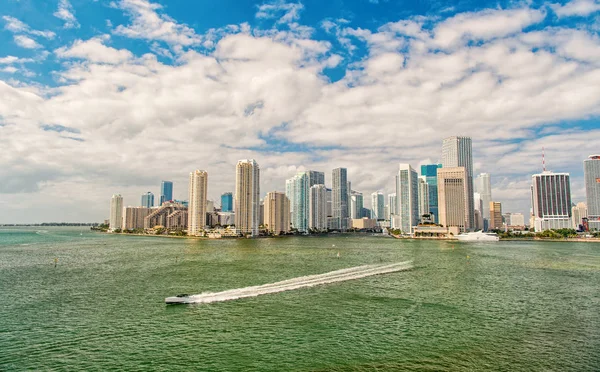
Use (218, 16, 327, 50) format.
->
(235, 159, 260, 236)
(584, 155, 600, 230)
(442, 136, 474, 229)
(188, 170, 208, 236)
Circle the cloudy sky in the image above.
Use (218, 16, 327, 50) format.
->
(1, 0, 599, 223)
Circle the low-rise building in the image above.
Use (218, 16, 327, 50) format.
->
(144, 202, 188, 230)
(351, 218, 377, 229)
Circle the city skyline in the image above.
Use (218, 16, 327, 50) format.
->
(1, 0, 600, 223)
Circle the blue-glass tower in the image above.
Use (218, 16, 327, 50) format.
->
(141, 192, 154, 208)
(221, 192, 233, 212)
(160, 181, 173, 205)
(420, 164, 442, 223)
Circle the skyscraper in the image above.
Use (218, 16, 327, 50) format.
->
(418, 176, 429, 219)
(350, 192, 364, 219)
(475, 173, 492, 221)
(531, 171, 572, 231)
(286, 171, 325, 232)
(572, 202, 588, 230)
(141, 192, 154, 208)
(188, 170, 208, 236)
(489, 201, 502, 230)
(437, 167, 471, 232)
(473, 192, 484, 231)
(584, 155, 600, 231)
(109, 194, 123, 231)
(235, 159, 260, 236)
(221, 192, 233, 212)
(420, 164, 442, 223)
(264, 191, 290, 235)
(332, 168, 349, 230)
(387, 193, 397, 220)
(442, 136, 474, 229)
(397, 164, 419, 234)
(370, 191, 385, 220)
(309, 184, 328, 231)
(160, 181, 173, 205)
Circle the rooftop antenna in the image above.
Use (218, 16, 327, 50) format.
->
(542, 146, 546, 172)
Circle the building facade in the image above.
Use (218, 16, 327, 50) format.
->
(332, 168, 349, 230)
(309, 184, 328, 231)
(123, 207, 152, 230)
(418, 176, 429, 220)
(264, 191, 290, 235)
(235, 159, 260, 236)
(144, 202, 188, 230)
(396, 164, 419, 235)
(489, 201, 502, 230)
(387, 193, 397, 220)
(584, 155, 600, 230)
(160, 181, 173, 206)
(420, 164, 442, 223)
(221, 192, 233, 212)
(371, 191, 385, 220)
(531, 171, 572, 231)
(109, 194, 123, 231)
(572, 202, 588, 230)
(475, 173, 492, 222)
(442, 136, 474, 229)
(437, 167, 471, 232)
(141, 192, 154, 208)
(286, 171, 325, 232)
(187, 170, 208, 236)
(350, 192, 364, 219)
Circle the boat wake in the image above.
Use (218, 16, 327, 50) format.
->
(166, 261, 413, 305)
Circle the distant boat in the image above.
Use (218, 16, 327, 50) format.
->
(456, 231, 499, 242)
(336, 251, 340, 258)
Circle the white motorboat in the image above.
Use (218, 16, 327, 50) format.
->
(456, 231, 499, 241)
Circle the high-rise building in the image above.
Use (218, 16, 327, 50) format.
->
(473, 192, 484, 231)
(475, 173, 492, 221)
(420, 164, 442, 223)
(145, 201, 188, 230)
(264, 191, 290, 235)
(442, 136, 474, 229)
(350, 192, 364, 219)
(123, 207, 152, 230)
(141, 192, 154, 208)
(437, 167, 471, 232)
(188, 170, 208, 236)
(584, 155, 600, 231)
(286, 171, 325, 232)
(109, 194, 123, 231)
(332, 168, 349, 230)
(371, 191, 385, 220)
(572, 202, 588, 230)
(397, 164, 419, 234)
(418, 176, 429, 220)
(309, 184, 328, 231)
(235, 159, 260, 236)
(326, 188, 333, 217)
(489, 202, 502, 230)
(531, 171, 572, 231)
(160, 181, 173, 206)
(387, 193, 397, 220)
(510, 213, 525, 227)
(221, 192, 233, 212)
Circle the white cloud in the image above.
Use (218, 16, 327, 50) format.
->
(13, 35, 42, 49)
(2, 16, 55, 39)
(1, 66, 18, 74)
(55, 36, 134, 64)
(551, 0, 600, 17)
(256, 1, 304, 24)
(54, 0, 80, 29)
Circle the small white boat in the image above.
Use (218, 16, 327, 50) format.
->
(165, 294, 194, 304)
(456, 231, 499, 242)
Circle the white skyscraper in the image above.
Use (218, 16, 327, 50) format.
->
(475, 173, 492, 221)
(286, 171, 325, 232)
(387, 193, 397, 220)
(109, 194, 123, 231)
(309, 184, 328, 231)
(332, 168, 349, 230)
(396, 164, 419, 234)
(418, 176, 429, 220)
(351, 192, 364, 219)
(531, 171, 572, 231)
(584, 155, 600, 230)
(442, 136, 475, 229)
(371, 191, 385, 220)
(235, 159, 260, 236)
(188, 170, 208, 236)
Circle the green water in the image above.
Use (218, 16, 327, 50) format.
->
(1, 227, 599, 371)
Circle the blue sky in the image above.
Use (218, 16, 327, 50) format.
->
(0, 0, 599, 222)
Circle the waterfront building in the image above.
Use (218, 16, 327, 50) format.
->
(259, 199, 265, 227)
(442, 136, 475, 229)
(572, 202, 588, 230)
(475, 173, 492, 222)
(584, 155, 600, 230)
(109, 194, 123, 231)
(235, 159, 260, 236)
(145, 201, 187, 230)
(264, 191, 290, 235)
(473, 192, 484, 231)
(351, 218, 377, 229)
(141, 192, 154, 208)
(509, 213, 525, 228)
(123, 207, 152, 230)
(309, 184, 328, 231)
(221, 192, 233, 212)
(531, 171, 572, 231)
(420, 164, 442, 223)
(371, 191, 385, 220)
(397, 164, 419, 235)
(217, 212, 235, 226)
(437, 167, 471, 232)
(187, 170, 208, 236)
(332, 168, 349, 230)
(489, 202, 502, 230)
(286, 171, 325, 232)
(326, 188, 333, 217)
(350, 192, 364, 219)
(160, 181, 173, 206)
(418, 176, 429, 220)
(387, 193, 397, 220)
